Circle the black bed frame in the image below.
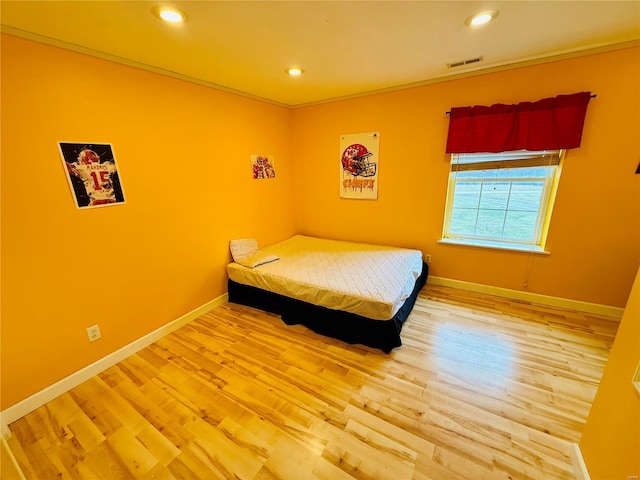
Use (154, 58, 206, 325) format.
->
(227, 262, 428, 353)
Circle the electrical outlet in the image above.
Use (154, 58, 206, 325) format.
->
(86, 324, 101, 342)
(424, 254, 431, 264)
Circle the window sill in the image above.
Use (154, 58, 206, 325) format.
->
(438, 238, 550, 255)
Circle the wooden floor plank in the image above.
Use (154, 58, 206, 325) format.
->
(8, 284, 619, 479)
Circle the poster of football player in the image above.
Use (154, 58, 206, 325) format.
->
(251, 155, 276, 179)
(339, 132, 380, 200)
(58, 142, 125, 209)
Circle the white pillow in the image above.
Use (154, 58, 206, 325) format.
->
(229, 238, 279, 268)
(230, 238, 259, 261)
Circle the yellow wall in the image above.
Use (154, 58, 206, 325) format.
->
(0, 34, 296, 409)
(291, 46, 640, 308)
(580, 266, 640, 479)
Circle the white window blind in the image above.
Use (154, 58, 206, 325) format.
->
(442, 150, 564, 251)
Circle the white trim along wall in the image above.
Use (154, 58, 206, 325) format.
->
(570, 443, 592, 480)
(427, 276, 624, 319)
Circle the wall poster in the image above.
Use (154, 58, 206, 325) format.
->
(58, 142, 125, 209)
(251, 155, 276, 179)
(339, 132, 379, 200)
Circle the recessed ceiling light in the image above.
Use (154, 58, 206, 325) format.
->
(286, 67, 304, 76)
(466, 9, 499, 26)
(152, 6, 186, 23)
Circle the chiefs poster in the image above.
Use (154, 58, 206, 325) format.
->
(339, 132, 379, 200)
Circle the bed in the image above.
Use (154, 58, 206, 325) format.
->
(226, 235, 428, 353)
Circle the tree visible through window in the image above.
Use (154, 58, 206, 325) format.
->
(442, 150, 563, 251)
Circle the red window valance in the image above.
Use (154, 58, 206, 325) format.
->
(446, 92, 592, 153)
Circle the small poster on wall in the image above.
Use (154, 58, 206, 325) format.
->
(339, 132, 379, 200)
(58, 142, 125, 209)
(251, 155, 276, 179)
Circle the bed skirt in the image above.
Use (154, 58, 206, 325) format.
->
(227, 262, 428, 353)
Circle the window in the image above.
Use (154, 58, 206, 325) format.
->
(441, 150, 564, 252)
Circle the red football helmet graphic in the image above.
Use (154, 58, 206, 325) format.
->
(77, 149, 100, 165)
(341, 144, 376, 177)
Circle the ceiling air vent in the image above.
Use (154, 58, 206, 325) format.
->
(447, 56, 484, 69)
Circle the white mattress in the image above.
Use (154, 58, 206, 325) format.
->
(227, 235, 423, 320)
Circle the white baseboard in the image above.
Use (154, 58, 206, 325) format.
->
(570, 443, 591, 480)
(0, 294, 228, 434)
(2, 436, 27, 480)
(427, 276, 624, 319)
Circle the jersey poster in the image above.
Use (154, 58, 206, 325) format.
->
(58, 142, 125, 209)
(251, 155, 276, 179)
(339, 132, 379, 200)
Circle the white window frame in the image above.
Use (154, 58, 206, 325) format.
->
(440, 150, 565, 253)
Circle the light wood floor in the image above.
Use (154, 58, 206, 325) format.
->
(7, 285, 619, 479)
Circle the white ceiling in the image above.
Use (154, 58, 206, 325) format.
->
(2, 1, 639, 107)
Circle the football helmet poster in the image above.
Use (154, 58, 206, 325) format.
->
(58, 142, 125, 209)
(339, 132, 379, 200)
